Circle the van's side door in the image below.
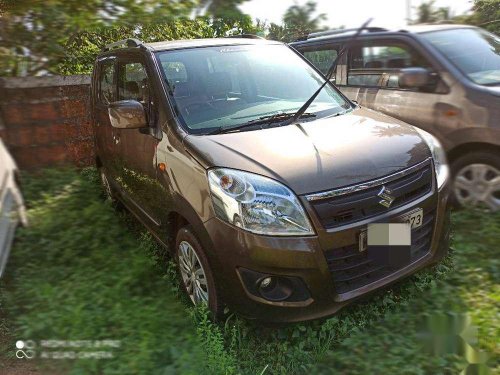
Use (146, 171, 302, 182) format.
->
(114, 53, 163, 229)
(345, 37, 449, 135)
(94, 57, 121, 178)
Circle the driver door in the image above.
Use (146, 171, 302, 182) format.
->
(344, 38, 450, 136)
(114, 54, 162, 228)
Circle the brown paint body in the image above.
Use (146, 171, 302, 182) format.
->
(91, 38, 450, 322)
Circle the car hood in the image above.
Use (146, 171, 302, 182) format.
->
(184, 107, 431, 196)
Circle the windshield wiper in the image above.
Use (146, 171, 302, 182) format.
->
(282, 18, 373, 127)
(207, 112, 316, 135)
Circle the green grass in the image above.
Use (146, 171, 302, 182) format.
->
(1, 168, 498, 374)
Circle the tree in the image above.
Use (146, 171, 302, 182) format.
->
(267, 23, 292, 42)
(59, 18, 255, 76)
(283, 1, 326, 35)
(412, 0, 451, 24)
(0, 0, 198, 76)
(198, 0, 250, 19)
(267, 1, 327, 43)
(457, 0, 500, 35)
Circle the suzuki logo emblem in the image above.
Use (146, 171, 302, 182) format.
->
(377, 186, 395, 208)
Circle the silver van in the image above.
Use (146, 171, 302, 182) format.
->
(292, 25, 500, 211)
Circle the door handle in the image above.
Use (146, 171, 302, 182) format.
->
(113, 134, 120, 144)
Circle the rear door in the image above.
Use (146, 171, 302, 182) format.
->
(114, 53, 163, 228)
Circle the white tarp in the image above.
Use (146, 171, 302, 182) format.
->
(0, 138, 27, 278)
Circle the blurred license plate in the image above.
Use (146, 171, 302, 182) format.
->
(358, 208, 423, 252)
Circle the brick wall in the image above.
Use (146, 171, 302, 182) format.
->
(0, 75, 94, 170)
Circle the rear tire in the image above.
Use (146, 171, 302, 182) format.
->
(175, 225, 224, 319)
(451, 151, 500, 212)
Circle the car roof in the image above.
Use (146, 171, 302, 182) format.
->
(291, 24, 477, 45)
(145, 37, 281, 52)
(400, 24, 477, 34)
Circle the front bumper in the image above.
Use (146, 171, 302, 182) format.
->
(203, 180, 451, 323)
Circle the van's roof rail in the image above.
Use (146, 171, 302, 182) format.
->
(307, 27, 388, 40)
(102, 38, 144, 52)
(226, 34, 264, 39)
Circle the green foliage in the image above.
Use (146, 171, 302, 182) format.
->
(0, 0, 200, 76)
(198, 0, 251, 19)
(267, 1, 328, 43)
(58, 17, 256, 76)
(412, 0, 451, 24)
(0, 168, 207, 374)
(191, 306, 238, 374)
(459, 0, 500, 35)
(1, 169, 499, 374)
(283, 1, 327, 35)
(0, 1, 256, 77)
(414, 0, 500, 35)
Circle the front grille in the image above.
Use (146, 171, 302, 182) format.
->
(309, 160, 433, 229)
(324, 209, 435, 295)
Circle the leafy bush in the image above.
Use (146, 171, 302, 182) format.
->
(0, 168, 207, 374)
(59, 18, 257, 75)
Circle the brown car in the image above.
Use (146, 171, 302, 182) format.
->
(91, 37, 450, 322)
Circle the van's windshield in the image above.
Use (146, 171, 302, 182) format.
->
(156, 44, 350, 134)
(422, 28, 500, 86)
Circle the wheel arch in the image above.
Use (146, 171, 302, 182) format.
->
(166, 211, 189, 248)
(164, 195, 216, 258)
(444, 126, 500, 163)
(448, 142, 500, 165)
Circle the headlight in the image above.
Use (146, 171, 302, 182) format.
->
(208, 168, 314, 236)
(416, 129, 449, 189)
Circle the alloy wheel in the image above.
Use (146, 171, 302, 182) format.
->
(454, 163, 500, 211)
(178, 240, 209, 305)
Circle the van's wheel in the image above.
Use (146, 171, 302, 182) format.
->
(176, 225, 224, 319)
(451, 151, 500, 212)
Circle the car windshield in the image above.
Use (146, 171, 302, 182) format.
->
(422, 28, 500, 86)
(156, 44, 350, 134)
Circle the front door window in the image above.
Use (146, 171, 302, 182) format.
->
(348, 41, 432, 90)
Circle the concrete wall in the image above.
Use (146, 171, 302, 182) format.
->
(0, 75, 94, 170)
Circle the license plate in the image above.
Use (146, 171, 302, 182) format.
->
(358, 208, 423, 252)
(400, 208, 424, 229)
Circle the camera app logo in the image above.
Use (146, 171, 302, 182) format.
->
(15, 340, 36, 359)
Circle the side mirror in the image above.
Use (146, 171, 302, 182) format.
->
(399, 67, 432, 89)
(108, 100, 147, 129)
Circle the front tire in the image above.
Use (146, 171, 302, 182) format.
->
(451, 151, 500, 212)
(175, 225, 224, 319)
